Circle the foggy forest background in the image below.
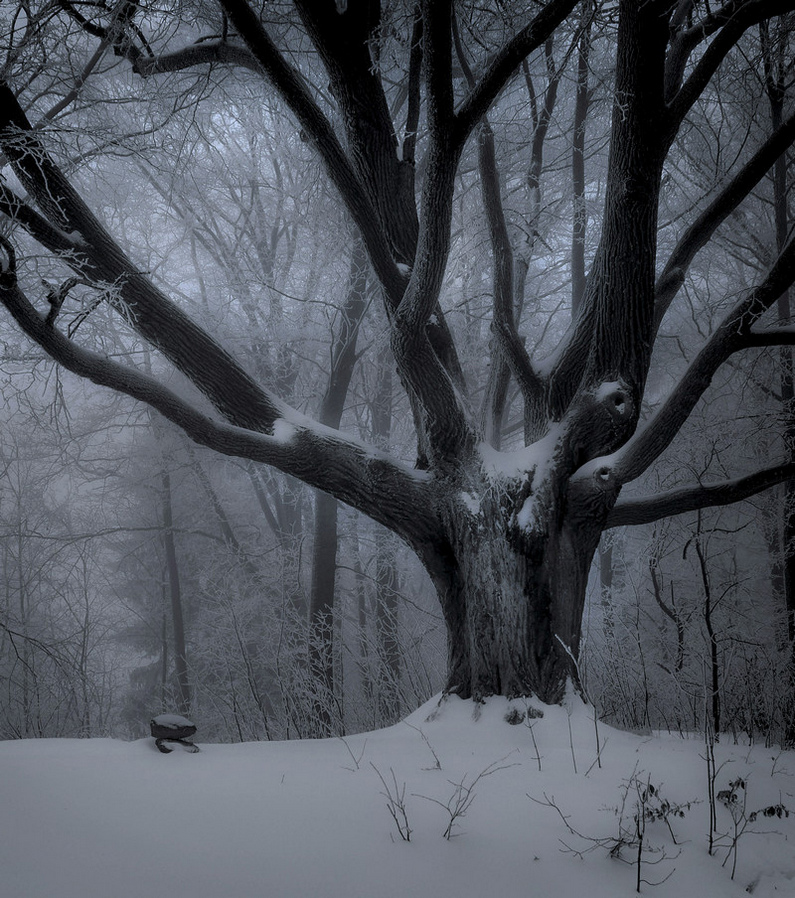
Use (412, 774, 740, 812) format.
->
(1, 2, 794, 746)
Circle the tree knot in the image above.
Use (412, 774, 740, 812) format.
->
(595, 380, 634, 425)
(593, 465, 615, 491)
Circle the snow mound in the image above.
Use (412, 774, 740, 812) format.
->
(0, 695, 793, 898)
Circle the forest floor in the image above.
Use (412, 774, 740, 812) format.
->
(1, 694, 793, 897)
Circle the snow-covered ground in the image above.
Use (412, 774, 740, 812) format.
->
(1, 695, 793, 897)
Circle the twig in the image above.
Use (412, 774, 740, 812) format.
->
(404, 721, 442, 769)
(371, 763, 412, 842)
(338, 735, 367, 771)
(415, 754, 518, 839)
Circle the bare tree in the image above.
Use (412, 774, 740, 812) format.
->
(2, 0, 795, 706)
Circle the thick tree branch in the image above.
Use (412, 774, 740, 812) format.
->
(452, 13, 546, 441)
(132, 41, 261, 77)
(548, 1, 669, 423)
(746, 326, 795, 347)
(402, 7, 423, 167)
(597, 234, 795, 487)
(606, 461, 795, 527)
(665, 0, 746, 101)
(397, 0, 458, 335)
(476, 121, 546, 439)
(215, 0, 406, 306)
(291, 0, 422, 268)
(667, 0, 795, 129)
(58, 0, 407, 301)
(375, 1, 476, 471)
(0, 239, 439, 548)
(0, 183, 85, 257)
(654, 109, 795, 330)
(218, 0, 469, 456)
(0, 82, 287, 431)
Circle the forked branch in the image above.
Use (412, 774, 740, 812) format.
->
(216, 0, 405, 305)
(667, 0, 795, 129)
(454, 0, 579, 146)
(452, 10, 546, 439)
(606, 234, 795, 486)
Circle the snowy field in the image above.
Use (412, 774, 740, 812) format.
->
(1, 695, 793, 898)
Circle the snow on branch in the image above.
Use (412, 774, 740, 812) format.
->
(0, 257, 436, 539)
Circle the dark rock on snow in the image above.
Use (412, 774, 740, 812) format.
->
(150, 714, 199, 753)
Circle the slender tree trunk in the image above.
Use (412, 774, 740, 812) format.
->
(762, 19, 795, 742)
(571, 4, 592, 316)
(308, 489, 339, 733)
(761, 18, 795, 695)
(352, 546, 375, 721)
(308, 237, 368, 732)
(650, 559, 685, 673)
(599, 536, 615, 637)
(160, 607, 168, 708)
(78, 553, 92, 736)
(161, 470, 191, 716)
(371, 349, 402, 722)
(695, 520, 720, 736)
(247, 465, 306, 615)
(374, 528, 401, 722)
(772, 108, 795, 647)
(16, 514, 32, 737)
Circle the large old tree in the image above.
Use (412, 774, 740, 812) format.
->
(1, 0, 795, 704)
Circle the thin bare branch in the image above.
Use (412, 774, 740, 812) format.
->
(668, 0, 795, 128)
(216, 0, 405, 305)
(454, 0, 580, 147)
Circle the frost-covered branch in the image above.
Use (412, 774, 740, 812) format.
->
(0, 82, 444, 540)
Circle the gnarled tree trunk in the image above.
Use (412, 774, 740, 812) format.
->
(438, 500, 600, 703)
